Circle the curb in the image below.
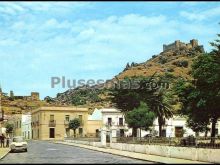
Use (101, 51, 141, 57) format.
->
(54, 141, 209, 164)
(54, 141, 160, 164)
(0, 149, 10, 160)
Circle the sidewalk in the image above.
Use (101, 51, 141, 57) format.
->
(54, 141, 210, 164)
(0, 148, 10, 160)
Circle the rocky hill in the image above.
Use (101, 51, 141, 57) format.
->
(45, 39, 205, 111)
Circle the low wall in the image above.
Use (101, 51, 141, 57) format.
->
(110, 143, 220, 163)
(64, 140, 103, 148)
(64, 140, 220, 163)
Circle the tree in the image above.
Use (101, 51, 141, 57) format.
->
(111, 74, 174, 137)
(69, 118, 81, 138)
(186, 117, 209, 137)
(192, 56, 220, 141)
(173, 33, 220, 143)
(139, 74, 174, 137)
(110, 76, 146, 137)
(5, 122, 14, 136)
(173, 77, 213, 135)
(44, 96, 55, 103)
(125, 102, 155, 138)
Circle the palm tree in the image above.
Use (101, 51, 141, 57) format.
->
(150, 89, 173, 137)
(140, 74, 174, 137)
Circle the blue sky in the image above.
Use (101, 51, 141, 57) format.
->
(0, 2, 220, 99)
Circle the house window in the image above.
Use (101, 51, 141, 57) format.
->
(119, 118, 123, 126)
(108, 118, 112, 126)
(50, 115, 54, 121)
(79, 115, 83, 124)
(65, 115, 70, 121)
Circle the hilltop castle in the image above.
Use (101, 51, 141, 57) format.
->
(9, 91, 40, 101)
(0, 86, 39, 101)
(163, 39, 201, 52)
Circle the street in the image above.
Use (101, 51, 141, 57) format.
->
(0, 141, 154, 164)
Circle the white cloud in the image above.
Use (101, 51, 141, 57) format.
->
(180, 6, 220, 21)
(0, 2, 92, 16)
(0, 4, 219, 98)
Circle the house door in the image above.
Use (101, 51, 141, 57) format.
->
(106, 132, 110, 143)
(162, 129, 166, 137)
(49, 128, 55, 138)
(175, 127, 183, 137)
(120, 129, 125, 137)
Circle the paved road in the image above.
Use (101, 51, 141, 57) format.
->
(0, 141, 154, 164)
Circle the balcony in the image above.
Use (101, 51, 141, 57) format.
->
(79, 120, 84, 126)
(48, 120, 56, 127)
(118, 123, 124, 127)
(31, 121, 38, 127)
(64, 120, 69, 126)
(105, 122, 113, 127)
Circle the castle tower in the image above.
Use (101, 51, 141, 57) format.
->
(10, 90, 14, 98)
(190, 39, 198, 48)
(31, 92, 40, 100)
(175, 40, 180, 49)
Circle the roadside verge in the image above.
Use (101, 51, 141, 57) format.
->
(0, 148, 10, 160)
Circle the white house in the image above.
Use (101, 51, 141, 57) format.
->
(22, 113, 32, 139)
(100, 108, 149, 138)
(152, 116, 195, 137)
(8, 113, 32, 139)
(99, 107, 220, 139)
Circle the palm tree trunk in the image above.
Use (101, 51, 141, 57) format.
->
(158, 117, 163, 137)
(132, 127, 137, 137)
(210, 117, 217, 144)
(140, 128, 141, 140)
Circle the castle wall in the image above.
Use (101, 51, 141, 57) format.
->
(163, 39, 199, 52)
(163, 43, 176, 51)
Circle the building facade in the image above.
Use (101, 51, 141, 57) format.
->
(101, 108, 128, 140)
(87, 108, 102, 138)
(152, 116, 195, 137)
(11, 114, 22, 137)
(7, 113, 32, 139)
(100, 108, 220, 138)
(31, 106, 89, 140)
(22, 113, 32, 139)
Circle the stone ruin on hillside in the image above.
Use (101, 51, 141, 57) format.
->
(163, 39, 203, 52)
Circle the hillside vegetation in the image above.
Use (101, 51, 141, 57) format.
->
(46, 41, 204, 112)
